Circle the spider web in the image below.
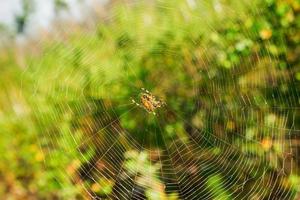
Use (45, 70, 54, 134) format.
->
(24, 0, 300, 199)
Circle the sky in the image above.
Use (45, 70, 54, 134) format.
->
(0, 0, 108, 34)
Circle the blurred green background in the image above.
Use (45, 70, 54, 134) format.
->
(0, 0, 299, 199)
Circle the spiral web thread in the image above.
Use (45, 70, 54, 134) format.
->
(25, 0, 300, 199)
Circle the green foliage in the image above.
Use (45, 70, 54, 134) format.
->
(0, 0, 299, 199)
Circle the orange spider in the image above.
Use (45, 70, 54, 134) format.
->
(131, 88, 165, 115)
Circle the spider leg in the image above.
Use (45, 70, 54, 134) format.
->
(141, 87, 151, 94)
(160, 100, 166, 106)
(131, 98, 142, 107)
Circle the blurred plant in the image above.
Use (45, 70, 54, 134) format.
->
(15, 0, 34, 33)
(0, 0, 299, 199)
(123, 150, 179, 200)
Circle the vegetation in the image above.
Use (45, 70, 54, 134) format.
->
(0, 0, 299, 199)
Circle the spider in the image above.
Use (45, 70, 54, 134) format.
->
(131, 88, 165, 115)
